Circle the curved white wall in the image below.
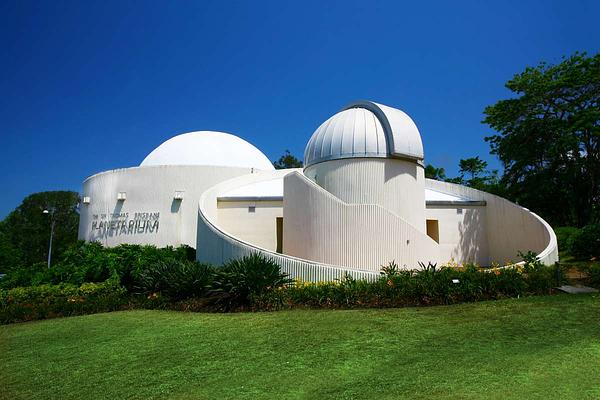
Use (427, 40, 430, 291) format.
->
(79, 165, 254, 248)
(196, 169, 380, 281)
(217, 200, 283, 251)
(425, 179, 558, 266)
(304, 158, 426, 232)
(283, 171, 439, 271)
(425, 204, 489, 265)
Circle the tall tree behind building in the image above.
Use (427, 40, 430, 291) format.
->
(273, 150, 303, 169)
(0, 191, 80, 271)
(483, 52, 599, 226)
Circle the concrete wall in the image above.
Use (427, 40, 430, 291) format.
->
(283, 171, 439, 271)
(216, 200, 283, 251)
(304, 158, 426, 232)
(197, 169, 379, 281)
(425, 205, 489, 265)
(425, 179, 558, 265)
(79, 165, 254, 248)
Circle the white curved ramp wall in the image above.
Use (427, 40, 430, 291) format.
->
(283, 171, 440, 271)
(425, 179, 558, 265)
(425, 204, 489, 265)
(79, 165, 253, 248)
(304, 158, 426, 233)
(216, 200, 283, 251)
(196, 169, 379, 281)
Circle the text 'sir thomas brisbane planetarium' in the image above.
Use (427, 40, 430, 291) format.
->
(78, 101, 558, 281)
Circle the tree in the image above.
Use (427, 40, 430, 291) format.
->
(483, 52, 600, 226)
(0, 191, 80, 270)
(424, 164, 447, 180)
(273, 150, 303, 169)
(458, 156, 487, 181)
(441, 157, 504, 194)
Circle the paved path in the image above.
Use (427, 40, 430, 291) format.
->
(556, 285, 599, 294)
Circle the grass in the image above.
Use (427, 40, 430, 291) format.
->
(1, 294, 600, 400)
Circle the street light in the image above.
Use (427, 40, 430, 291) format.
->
(42, 207, 56, 268)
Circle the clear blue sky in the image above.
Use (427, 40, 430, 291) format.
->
(1, 0, 598, 218)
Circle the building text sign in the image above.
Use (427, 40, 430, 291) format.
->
(91, 212, 160, 235)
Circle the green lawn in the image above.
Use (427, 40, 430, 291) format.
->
(1, 295, 600, 400)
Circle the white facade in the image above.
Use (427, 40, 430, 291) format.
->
(78, 131, 275, 249)
(79, 102, 558, 281)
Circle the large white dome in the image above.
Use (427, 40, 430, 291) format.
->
(140, 131, 275, 170)
(304, 100, 424, 167)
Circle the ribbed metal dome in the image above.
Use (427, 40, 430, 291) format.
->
(304, 101, 424, 167)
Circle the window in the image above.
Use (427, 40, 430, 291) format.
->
(426, 219, 439, 243)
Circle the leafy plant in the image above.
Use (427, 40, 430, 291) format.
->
(570, 224, 600, 260)
(0, 242, 197, 289)
(519, 251, 555, 294)
(587, 263, 600, 288)
(211, 253, 291, 310)
(137, 259, 214, 301)
(0, 279, 128, 324)
(554, 226, 580, 253)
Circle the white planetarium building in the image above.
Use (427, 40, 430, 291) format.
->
(78, 100, 558, 281)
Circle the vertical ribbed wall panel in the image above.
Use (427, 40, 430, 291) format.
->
(304, 158, 426, 232)
(283, 170, 440, 271)
(197, 210, 378, 281)
(195, 169, 380, 282)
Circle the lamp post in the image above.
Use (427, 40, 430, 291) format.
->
(43, 207, 56, 268)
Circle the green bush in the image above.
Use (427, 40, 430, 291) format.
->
(0, 242, 196, 289)
(0, 279, 128, 324)
(587, 264, 600, 288)
(554, 226, 580, 253)
(0, 251, 563, 321)
(570, 224, 600, 260)
(276, 258, 559, 310)
(137, 259, 214, 300)
(519, 251, 557, 294)
(0, 262, 48, 289)
(212, 253, 291, 310)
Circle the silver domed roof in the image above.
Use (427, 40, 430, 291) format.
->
(304, 101, 424, 167)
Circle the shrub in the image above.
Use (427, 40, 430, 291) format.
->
(587, 263, 600, 288)
(212, 253, 291, 310)
(494, 267, 526, 297)
(0, 262, 48, 289)
(276, 257, 559, 310)
(519, 251, 562, 294)
(0, 279, 128, 324)
(0, 242, 197, 289)
(137, 259, 214, 301)
(570, 224, 600, 260)
(554, 226, 580, 253)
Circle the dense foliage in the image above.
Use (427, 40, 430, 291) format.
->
(256, 260, 563, 310)
(483, 52, 600, 227)
(211, 253, 292, 310)
(137, 258, 214, 300)
(554, 224, 600, 260)
(570, 224, 600, 259)
(554, 226, 582, 252)
(0, 191, 80, 272)
(0, 279, 127, 324)
(425, 156, 503, 195)
(0, 242, 195, 290)
(0, 245, 569, 323)
(273, 150, 303, 169)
